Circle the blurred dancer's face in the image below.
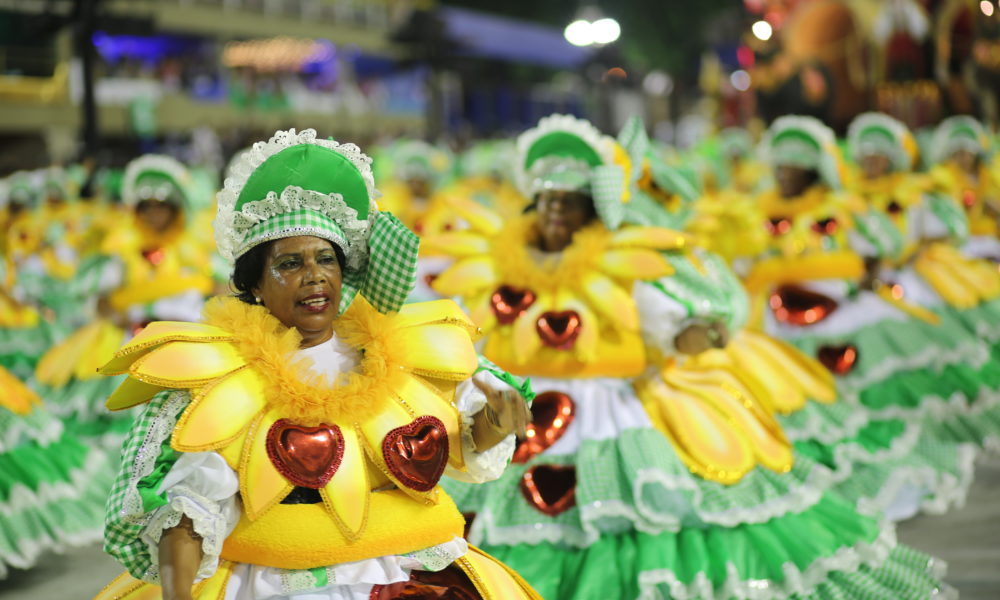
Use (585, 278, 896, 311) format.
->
(252, 236, 342, 349)
(775, 165, 816, 199)
(861, 154, 891, 180)
(535, 189, 595, 253)
(136, 199, 179, 233)
(951, 150, 979, 175)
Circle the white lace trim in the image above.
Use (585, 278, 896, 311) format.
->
(0, 410, 63, 452)
(634, 519, 928, 600)
(141, 486, 231, 584)
(930, 115, 989, 164)
(781, 392, 870, 444)
(866, 382, 1000, 422)
(122, 154, 191, 206)
(846, 112, 913, 171)
(445, 372, 516, 484)
(231, 186, 373, 271)
(216, 128, 378, 261)
(513, 114, 616, 198)
(836, 340, 990, 394)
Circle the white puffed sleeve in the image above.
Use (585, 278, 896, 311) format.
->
(906, 203, 952, 242)
(140, 451, 241, 583)
(633, 280, 690, 358)
(445, 371, 516, 484)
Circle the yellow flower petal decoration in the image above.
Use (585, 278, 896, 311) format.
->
(320, 426, 370, 541)
(172, 368, 266, 452)
(239, 411, 294, 521)
(610, 226, 691, 251)
(446, 196, 504, 235)
(421, 232, 490, 257)
(106, 377, 168, 411)
(598, 248, 675, 280)
(432, 256, 498, 298)
(128, 340, 245, 388)
(580, 272, 639, 332)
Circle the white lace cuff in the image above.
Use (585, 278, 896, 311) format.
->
(634, 281, 689, 358)
(139, 451, 240, 583)
(445, 372, 515, 484)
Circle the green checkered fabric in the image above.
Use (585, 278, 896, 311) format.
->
(591, 164, 626, 230)
(359, 212, 419, 314)
(241, 208, 348, 260)
(104, 390, 189, 581)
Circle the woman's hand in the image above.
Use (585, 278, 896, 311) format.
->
(674, 321, 729, 355)
(471, 380, 531, 453)
(158, 515, 203, 600)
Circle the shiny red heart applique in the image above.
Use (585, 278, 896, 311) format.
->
(370, 566, 480, 600)
(817, 344, 859, 375)
(266, 420, 344, 489)
(520, 464, 577, 516)
(513, 391, 576, 464)
(766, 218, 792, 236)
(423, 273, 440, 288)
(141, 247, 166, 266)
(382, 416, 449, 492)
(490, 285, 536, 325)
(536, 311, 582, 349)
(770, 285, 838, 326)
(810, 217, 838, 236)
(962, 189, 976, 208)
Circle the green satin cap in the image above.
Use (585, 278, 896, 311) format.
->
(237, 144, 370, 220)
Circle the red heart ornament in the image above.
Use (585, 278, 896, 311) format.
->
(266, 420, 344, 489)
(141, 247, 166, 266)
(810, 217, 838, 236)
(520, 464, 577, 516)
(766, 218, 792, 236)
(490, 285, 536, 325)
(770, 285, 838, 326)
(536, 311, 582, 349)
(382, 416, 449, 492)
(423, 273, 440, 288)
(512, 391, 576, 464)
(370, 566, 480, 600)
(817, 344, 859, 375)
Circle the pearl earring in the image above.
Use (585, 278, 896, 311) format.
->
(255, 296, 261, 304)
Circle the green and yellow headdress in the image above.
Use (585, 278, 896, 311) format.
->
(764, 115, 845, 190)
(617, 116, 699, 228)
(931, 115, 992, 164)
(515, 114, 632, 229)
(215, 128, 418, 314)
(847, 112, 917, 172)
(3, 170, 41, 210)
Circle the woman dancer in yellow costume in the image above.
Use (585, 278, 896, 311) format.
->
(95, 128, 539, 600)
(431, 114, 950, 599)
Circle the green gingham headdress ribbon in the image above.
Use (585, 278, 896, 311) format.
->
(931, 115, 992, 164)
(765, 115, 844, 190)
(4, 170, 41, 209)
(719, 127, 754, 159)
(847, 112, 916, 172)
(515, 114, 630, 230)
(215, 128, 419, 314)
(122, 154, 195, 213)
(617, 116, 700, 228)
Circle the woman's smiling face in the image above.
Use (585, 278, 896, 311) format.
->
(253, 236, 343, 348)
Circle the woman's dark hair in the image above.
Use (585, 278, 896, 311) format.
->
(231, 239, 346, 305)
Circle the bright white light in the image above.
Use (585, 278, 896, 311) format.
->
(981, 1, 995, 16)
(751, 20, 773, 41)
(564, 20, 594, 47)
(730, 69, 751, 91)
(591, 18, 621, 44)
(643, 70, 674, 96)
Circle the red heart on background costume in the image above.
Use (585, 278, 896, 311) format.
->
(766, 218, 792, 236)
(370, 566, 480, 600)
(520, 464, 577, 516)
(513, 391, 576, 464)
(266, 420, 344, 489)
(817, 344, 859, 375)
(490, 285, 536, 325)
(382, 416, 449, 492)
(810, 217, 838, 236)
(770, 285, 838, 326)
(536, 311, 582, 349)
(141, 247, 165, 266)
(423, 273, 440, 288)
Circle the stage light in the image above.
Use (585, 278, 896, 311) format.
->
(981, 1, 994, 16)
(643, 70, 674, 96)
(565, 20, 594, 47)
(752, 20, 773, 41)
(591, 18, 621, 44)
(731, 69, 751, 91)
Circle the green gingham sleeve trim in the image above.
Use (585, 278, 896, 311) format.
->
(925, 192, 970, 243)
(104, 390, 190, 581)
